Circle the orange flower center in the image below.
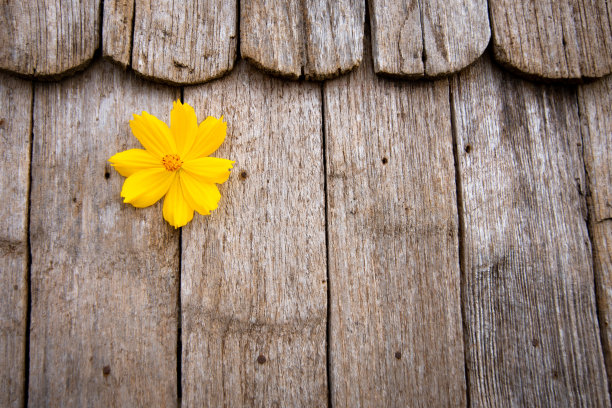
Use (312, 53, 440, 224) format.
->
(162, 154, 183, 171)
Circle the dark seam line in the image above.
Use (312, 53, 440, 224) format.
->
(129, 0, 136, 67)
(177, 87, 185, 406)
(96, 0, 105, 59)
(235, 0, 241, 61)
(574, 89, 612, 398)
(24, 81, 35, 408)
(321, 83, 332, 408)
(449, 78, 471, 408)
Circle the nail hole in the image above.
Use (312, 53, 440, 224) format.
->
(13, 285, 18, 290)
(381, 157, 388, 165)
(102, 365, 111, 375)
(257, 354, 266, 364)
(240, 171, 248, 180)
(531, 338, 539, 347)
(395, 351, 402, 360)
(464, 144, 471, 153)
(104, 172, 111, 179)
(0, 119, 5, 126)
(72, 197, 77, 203)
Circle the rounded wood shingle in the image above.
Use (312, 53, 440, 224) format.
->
(0, 0, 101, 79)
(240, 0, 365, 80)
(490, 0, 612, 80)
(369, 0, 491, 78)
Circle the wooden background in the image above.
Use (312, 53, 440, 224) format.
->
(0, 1, 611, 407)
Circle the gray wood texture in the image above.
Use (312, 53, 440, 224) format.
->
(182, 60, 327, 406)
(0, 73, 32, 408)
(579, 74, 612, 383)
(452, 55, 610, 406)
(490, 0, 612, 80)
(0, 0, 100, 78)
(29, 60, 180, 406)
(241, 0, 365, 80)
(324, 43, 466, 406)
(131, 0, 237, 84)
(102, 0, 135, 68)
(369, 0, 490, 77)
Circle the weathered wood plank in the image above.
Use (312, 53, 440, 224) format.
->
(324, 41, 465, 406)
(0, 72, 32, 408)
(452, 55, 610, 406)
(578, 74, 612, 384)
(0, 0, 100, 78)
(132, 0, 237, 84)
(182, 60, 327, 406)
(370, 0, 489, 77)
(490, 0, 612, 80)
(241, 0, 364, 80)
(102, 0, 135, 68)
(29, 60, 180, 406)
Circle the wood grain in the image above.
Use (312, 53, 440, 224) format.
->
(369, 0, 489, 77)
(0, 72, 32, 408)
(241, 0, 365, 80)
(0, 0, 100, 78)
(490, 0, 612, 80)
(182, 60, 327, 407)
(29, 60, 180, 406)
(578, 74, 612, 384)
(132, 0, 237, 84)
(452, 55, 610, 406)
(324, 41, 466, 406)
(102, 0, 135, 68)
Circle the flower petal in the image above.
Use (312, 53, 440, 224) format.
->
(109, 148, 162, 177)
(184, 116, 227, 160)
(180, 170, 223, 215)
(121, 168, 176, 208)
(182, 157, 235, 184)
(170, 100, 198, 157)
(130, 111, 177, 158)
(163, 176, 194, 228)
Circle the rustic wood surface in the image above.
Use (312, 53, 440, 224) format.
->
(369, 0, 489, 78)
(29, 60, 180, 406)
(182, 60, 327, 407)
(490, 0, 612, 80)
(452, 55, 610, 406)
(324, 42, 466, 406)
(241, 0, 364, 80)
(102, 0, 135, 68)
(578, 74, 612, 383)
(0, 0, 100, 78)
(131, 0, 237, 84)
(0, 73, 31, 408)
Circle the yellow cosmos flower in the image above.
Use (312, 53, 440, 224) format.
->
(109, 101, 234, 228)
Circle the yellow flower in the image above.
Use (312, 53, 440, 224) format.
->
(109, 101, 234, 228)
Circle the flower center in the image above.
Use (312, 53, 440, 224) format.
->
(161, 154, 183, 171)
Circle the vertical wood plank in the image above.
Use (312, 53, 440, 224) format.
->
(369, 0, 489, 77)
(0, 73, 32, 408)
(241, 0, 364, 80)
(182, 60, 327, 407)
(452, 55, 610, 406)
(490, 0, 612, 80)
(578, 75, 612, 383)
(29, 60, 180, 407)
(0, 0, 101, 78)
(102, 0, 135, 67)
(325, 41, 466, 406)
(132, 0, 237, 84)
